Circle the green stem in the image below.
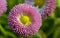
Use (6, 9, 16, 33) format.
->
(0, 24, 7, 36)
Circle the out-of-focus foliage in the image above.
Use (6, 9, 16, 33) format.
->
(57, 0, 60, 8)
(0, 0, 60, 38)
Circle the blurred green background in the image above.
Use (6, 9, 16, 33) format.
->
(0, 0, 60, 38)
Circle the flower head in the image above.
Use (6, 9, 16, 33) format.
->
(25, 0, 56, 19)
(0, 0, 7, 16)
(8, 3, 42, 36)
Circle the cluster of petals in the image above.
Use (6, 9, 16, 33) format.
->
(0, 0, 56, 37)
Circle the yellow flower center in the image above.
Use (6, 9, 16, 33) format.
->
(20, 15, 31, 26)
(34, 0, 45, 8)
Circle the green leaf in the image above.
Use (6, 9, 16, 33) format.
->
(42, 17, 56, 36)
(56, 0, 60, 8)
(17, 0, 24, 4)
(55, 7, 60, 18)
(53, 26, 60, 38)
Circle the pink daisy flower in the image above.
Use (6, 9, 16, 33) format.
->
(8, 3, 42, 37)
(0, 0, 7, 16)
